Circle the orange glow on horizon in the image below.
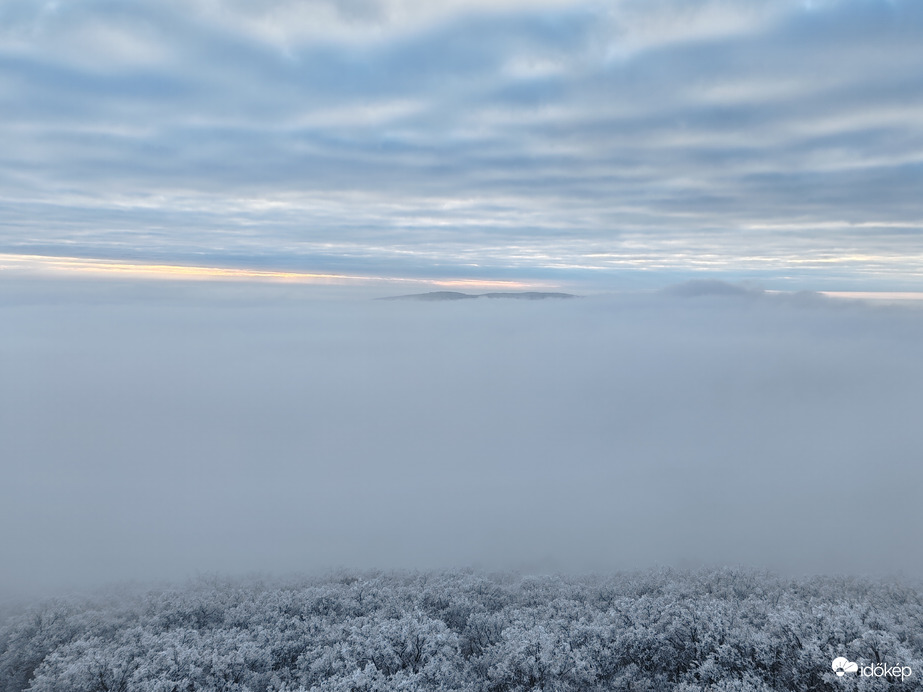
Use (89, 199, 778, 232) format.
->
(0, 253, 540, 291)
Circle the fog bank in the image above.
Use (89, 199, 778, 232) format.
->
(2, 279, 922, 595)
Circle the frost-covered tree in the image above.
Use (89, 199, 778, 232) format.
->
(2, 569, 921, 692)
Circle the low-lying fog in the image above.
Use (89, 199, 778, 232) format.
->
(2, 278, 922, 596)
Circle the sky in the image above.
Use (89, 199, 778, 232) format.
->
(1, 0, 922, 291)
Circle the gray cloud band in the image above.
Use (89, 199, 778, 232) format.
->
(1, 0, 922, 288)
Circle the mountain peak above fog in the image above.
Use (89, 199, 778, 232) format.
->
(381, 291, 578, 301)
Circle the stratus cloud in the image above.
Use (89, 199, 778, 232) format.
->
(180, 0, 592, 46)
(1, 0, 922, 289)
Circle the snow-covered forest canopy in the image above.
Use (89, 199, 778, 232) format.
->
(2, 568, 920, 691)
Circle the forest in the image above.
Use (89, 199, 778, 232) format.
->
(1, 568, 920, 691)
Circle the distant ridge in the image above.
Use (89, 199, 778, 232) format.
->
(382, 291, 478, 301)
(483, 292, 577, 300)
(381, 291, 577, 301)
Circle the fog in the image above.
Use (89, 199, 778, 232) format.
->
(2, 278, 922, 596)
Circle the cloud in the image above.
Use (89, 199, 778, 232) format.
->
(2, 277, 923, 595)
(661, 278, 762, 297)
(1, 0, 922, 289)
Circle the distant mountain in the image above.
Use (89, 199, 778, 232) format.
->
(382, 291, 577, 301)
(483, 292, 576, 300)
(381, 291, 479, 301)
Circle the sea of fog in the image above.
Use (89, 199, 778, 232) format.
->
(2, 278, 922, 596)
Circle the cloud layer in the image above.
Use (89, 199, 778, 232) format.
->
(2, 0, 923, 288)
(3, 278, 923, 594)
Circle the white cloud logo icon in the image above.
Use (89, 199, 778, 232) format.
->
(832, 657, 858, 676)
